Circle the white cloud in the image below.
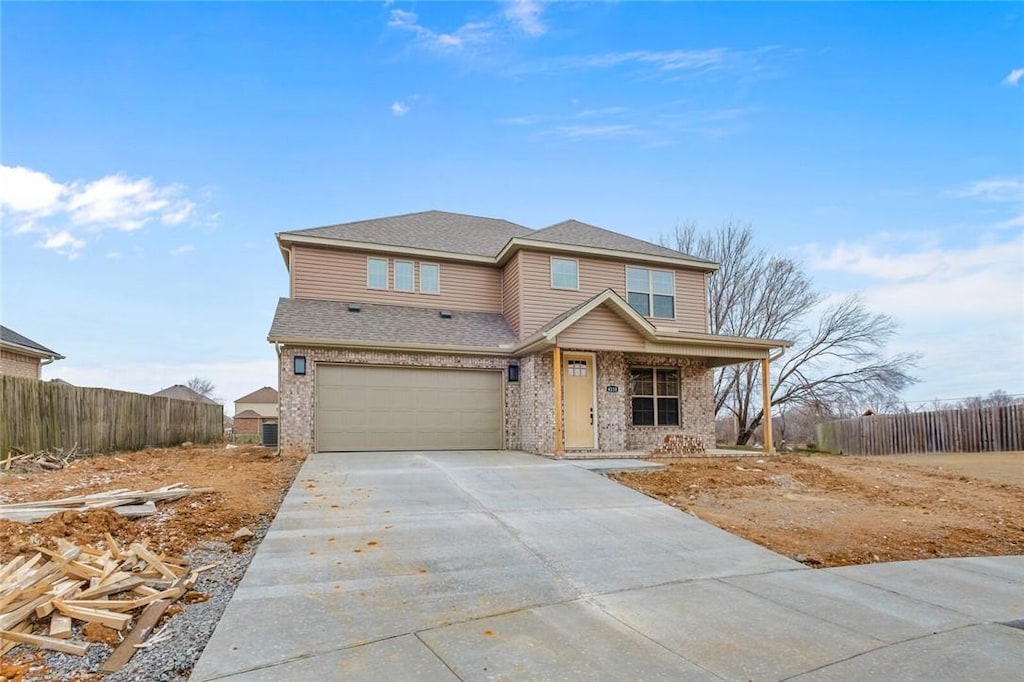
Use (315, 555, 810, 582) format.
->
(66, 174, 195, 231)
(0, 165, 66, 215)
(1, 164, 199, 256)
(391, 101, 410, 116)
(808, 232, 1024, 401)
(554, 124, 643, 139)
(503, 0, 546, 37)
(169, 244, 194, 256)
(388, 8, 494, 52)
(956, 178, 1024, 202)
(105, 251, 123, 259)
(562, 48, 730, 72)
(808, 233, 1024, 318)
(1003, 67, 1024, 86)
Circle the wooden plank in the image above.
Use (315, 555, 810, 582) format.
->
(76, 576, 144, 601)
(0, 628, 90, 656)
(53, 600, 133, 630)
(130, 543, 178, 580)
(98, 599, 171, 673)
(0, 621, 31, 656)
(50, 615, 72, 639)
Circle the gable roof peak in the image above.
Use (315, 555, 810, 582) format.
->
(523, 219, 714, 266)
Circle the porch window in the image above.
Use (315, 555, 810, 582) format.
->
(630, 367, 679, 426)
(626, 267, 675, 318)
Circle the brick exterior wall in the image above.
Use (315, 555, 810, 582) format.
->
(0, 350, 41, 379)
(277, 346, 713, 456)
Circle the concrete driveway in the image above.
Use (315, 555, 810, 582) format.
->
(191, 451, 1024, 681)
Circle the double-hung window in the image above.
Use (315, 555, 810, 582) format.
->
(630, 368, 680, 426)
(626, 267, 675, 318)
(419, 263, 439, 294)
(550, 257, 579, 290)
(367, 257, 388, 289)
(394, 260, 415, 292)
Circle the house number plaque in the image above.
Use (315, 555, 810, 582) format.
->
(606, 386, 619, 393)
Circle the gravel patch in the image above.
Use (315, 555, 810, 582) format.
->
(10, 522, 270, 682)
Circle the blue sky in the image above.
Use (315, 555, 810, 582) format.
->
(2, 1, 1021, 411)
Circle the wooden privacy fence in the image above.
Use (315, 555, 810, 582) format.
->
(816, 404, 1024, 456)
(1, 375, 223, 456)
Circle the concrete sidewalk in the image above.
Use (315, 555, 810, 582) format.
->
(191, 451, 1024, 681)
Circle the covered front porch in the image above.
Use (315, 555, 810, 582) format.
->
(510, 290, 790, 458)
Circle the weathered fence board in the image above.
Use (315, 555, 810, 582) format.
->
(816, 404, 1024, 455)
(1, 376, 223, 456)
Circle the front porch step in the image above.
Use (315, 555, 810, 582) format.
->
(559, 450, 654, 460)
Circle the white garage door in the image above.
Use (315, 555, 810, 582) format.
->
(316, 365, 503, 451)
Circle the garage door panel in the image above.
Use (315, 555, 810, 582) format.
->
(316, 365, 502, 452)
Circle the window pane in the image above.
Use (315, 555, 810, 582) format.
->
(551, 258, 578, 289)
(657, 398, 679, 426)
(656, 369, 679, 396)
(632, 397, 655, 426)
(420, 263, 439, 293)
(630, 368, 653, 395)
(368, 259, 387, 289)
(652, 294, 675, 318)
(395, 261, 414, 291)
(626, 267, 649, 293)
(652, 270, 674, 295)
(627, 292, 650, 316)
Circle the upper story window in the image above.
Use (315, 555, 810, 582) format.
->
(367, 257, 388, 289)
(626, 266, 675, 318)
(394, 260, 415, 292)
(550, 257, 579, 290)
(419, 263, 440, 294)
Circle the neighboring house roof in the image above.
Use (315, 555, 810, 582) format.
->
(234, 409, 262, 419)
(285, 210, 533, 258)
(524, 220, 715, 265)
(0, 325, 64, 360)
(269, 298, 519, 350)
(278, 211, 714, 270)
(236, 386, 278, 404)
(152, 384, 218, 403)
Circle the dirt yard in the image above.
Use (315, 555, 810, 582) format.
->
(613, 452, 1024, 567)
(0, 444, 305, 563)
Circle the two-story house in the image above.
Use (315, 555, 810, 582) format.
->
(269, 210, 788, 456)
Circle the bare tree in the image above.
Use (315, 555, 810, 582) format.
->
(667, 221, 919, 445)
(186, 376, 216, 399)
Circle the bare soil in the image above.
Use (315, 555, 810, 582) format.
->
(612, 452, 1024, 567)
(0, 444, 305, 563)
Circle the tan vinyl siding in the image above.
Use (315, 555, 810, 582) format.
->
(518, 251, 708, 337)
(556, 307, 646, 352)
(672, 269, 709, 333)
(291, 245, 503, 312)
(501, 252, 523, 336)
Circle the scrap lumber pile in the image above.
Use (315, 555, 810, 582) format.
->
(0, 483, 215, 524)
(3, 445, 88, 473)
(649, 434, 707, 457)
(0, 536, 215, 672)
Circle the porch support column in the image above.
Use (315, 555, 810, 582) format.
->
(761, 357, 774, 453)
(553, 347, 563, 456)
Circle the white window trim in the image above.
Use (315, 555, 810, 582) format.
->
(418, 262, 441, 295)
(394, 259, 415, 292)
(367, 257, 388, 290)
(629, 366, 681, 427)
(625, 266, 676, 319)
(550, 256, 580, 291)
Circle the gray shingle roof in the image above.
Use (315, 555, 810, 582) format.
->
(525, 220, 714, 265)
(0, 325, 62, 358)
(285, 210, 532, 257)
(152, 385, 218, 403)
(269, 298, 518, 348)
(235, 386, 278, 404)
